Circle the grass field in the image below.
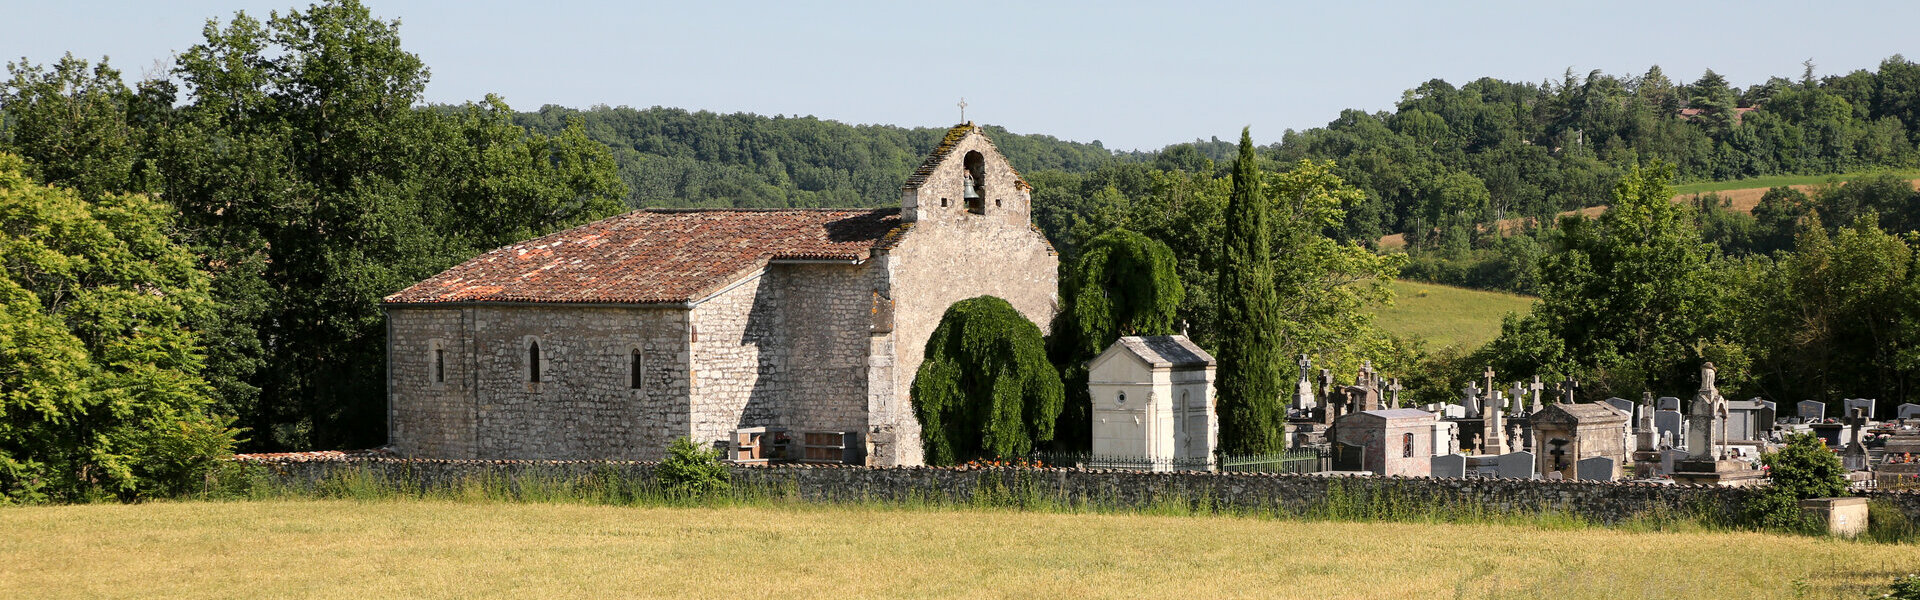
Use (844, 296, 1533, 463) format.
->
(1374, 279, 1535, 350)
(1669, 170, 1920, 196)
(0, 499, 1911, 599)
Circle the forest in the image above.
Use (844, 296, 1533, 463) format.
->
(10, 0, 1920, 497)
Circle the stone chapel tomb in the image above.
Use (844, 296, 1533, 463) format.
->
(1088, 335, 1218, 471)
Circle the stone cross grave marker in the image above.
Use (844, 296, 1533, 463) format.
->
(1528, 375, 1546, 414)
(1463, 381, 1483, 419)
(1497, 450, 1536, 479)
(1899, 403, 1920, 420)
(1386, 378, 1403, 409)
(1843, 398, 1876, 420)
(1509, 381, 1526, 414)
(1431, 454, 1466, 479)
(1559, 376, 1580, 404)
(1482, 366, 1496, 398)
(1576, 456, 1616, 481)
(1658, 396, 1681, 412)
(1798, 399, 1826, 421)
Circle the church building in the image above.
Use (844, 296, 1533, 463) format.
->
(381, 124, 1059, 465)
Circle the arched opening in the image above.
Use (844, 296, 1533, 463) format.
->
(962, 151, 986, 215)
(629, 348, 643, 390)
(434, 347, 445, 384)
(528, 340, 542, 383)
(1402, 432, 1415, 457)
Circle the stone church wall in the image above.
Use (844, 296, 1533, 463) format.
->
(387, 306, 689, 460)
(882, 132, 1060, 465)
(688, 263, 877, 448)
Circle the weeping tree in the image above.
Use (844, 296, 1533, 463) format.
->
(912, 296, 1064, 465)
(1051, 228, 1184, 450)
(1215, 128, 1286, 454)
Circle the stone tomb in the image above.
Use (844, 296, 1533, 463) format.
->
(1531, 403, 1630, 481)
(1088, 335, 1218, 471)
(1798, 400, 1827, 421)
(1725, 398, 1777, 441)
(1330, 409, 1438, 477)
(1671, 363, 1766, 487)
(1658, 396, 1682, 412)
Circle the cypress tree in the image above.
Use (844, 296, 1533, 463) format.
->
(1215, 128, 1285, 454)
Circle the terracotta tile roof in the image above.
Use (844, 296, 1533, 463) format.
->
(902, 123, 1031, 192)
(385, 208, 903, 306)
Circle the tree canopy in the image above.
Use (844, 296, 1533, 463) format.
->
(0, 153, 234, 503)
(912, 296, 1064, 465)
(1051, 228, 1183, 449)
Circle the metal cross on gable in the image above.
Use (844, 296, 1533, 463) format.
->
(957, 97, 968, 123)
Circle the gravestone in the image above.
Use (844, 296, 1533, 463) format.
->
(1496, 451, 1536, 479)
(1658, 396, 1682, 412)
(1602, 397, 1634, 415)
(1798, 400, 1826, 421)
(1843, 398, 1876, 420)
(1654, 409, 1684, 442)
(1576, 456, 1617, 481)
(1659, 448, 1687, 475)
(1899, 403, 1920, 420)
(1431, 454, 1466, 479)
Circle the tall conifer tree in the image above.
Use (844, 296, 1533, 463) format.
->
(1215, 128, 1285, 454)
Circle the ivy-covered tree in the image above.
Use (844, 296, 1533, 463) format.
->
(0, 153, 236, 503)
(1214, 128, 1285, 454)
(912, 296, 1064, 465)
(1051, 228, 1183, 450)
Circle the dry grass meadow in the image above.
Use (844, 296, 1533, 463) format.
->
(2, 499, 1914, 599)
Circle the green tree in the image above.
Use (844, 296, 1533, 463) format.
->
(1268, 159, 1404, 377)
(1215, 128, 1285, 454)
(157, 0, 625, 449)
(1476, 161, 1727, 399)
(1052, 228, 1184, 450)
(912, 296, 1064, 465)
(0, 153, 236, 503)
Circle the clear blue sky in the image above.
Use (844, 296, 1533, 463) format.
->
(9, 0, 1918, 150)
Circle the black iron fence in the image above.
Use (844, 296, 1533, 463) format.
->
(1026, 447, 1329, 474)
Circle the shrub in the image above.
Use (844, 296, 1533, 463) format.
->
(1745, 432, 1848, 531)
(1890, 574, 1920, 600)
(656, 438, 730, 500)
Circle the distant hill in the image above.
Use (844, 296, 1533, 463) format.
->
(1373, 280, 1535, 349)
(514, 106, 1125, 209)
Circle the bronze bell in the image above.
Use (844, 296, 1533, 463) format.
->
(963, 173, 981, 200)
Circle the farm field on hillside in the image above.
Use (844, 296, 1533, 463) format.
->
(1374, 280, 1534, 349)
(0, 500, 1912, 599)
(1378, 172, 1920, 249)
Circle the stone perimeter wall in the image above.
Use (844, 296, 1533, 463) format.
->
(237, 457, 1920, 526)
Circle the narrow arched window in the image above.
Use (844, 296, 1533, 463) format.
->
(1403, 432, 1415, 458)
(434, 348, 446, 383)
(529, 341, 542, 383)
(629, 349, 643, 390)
